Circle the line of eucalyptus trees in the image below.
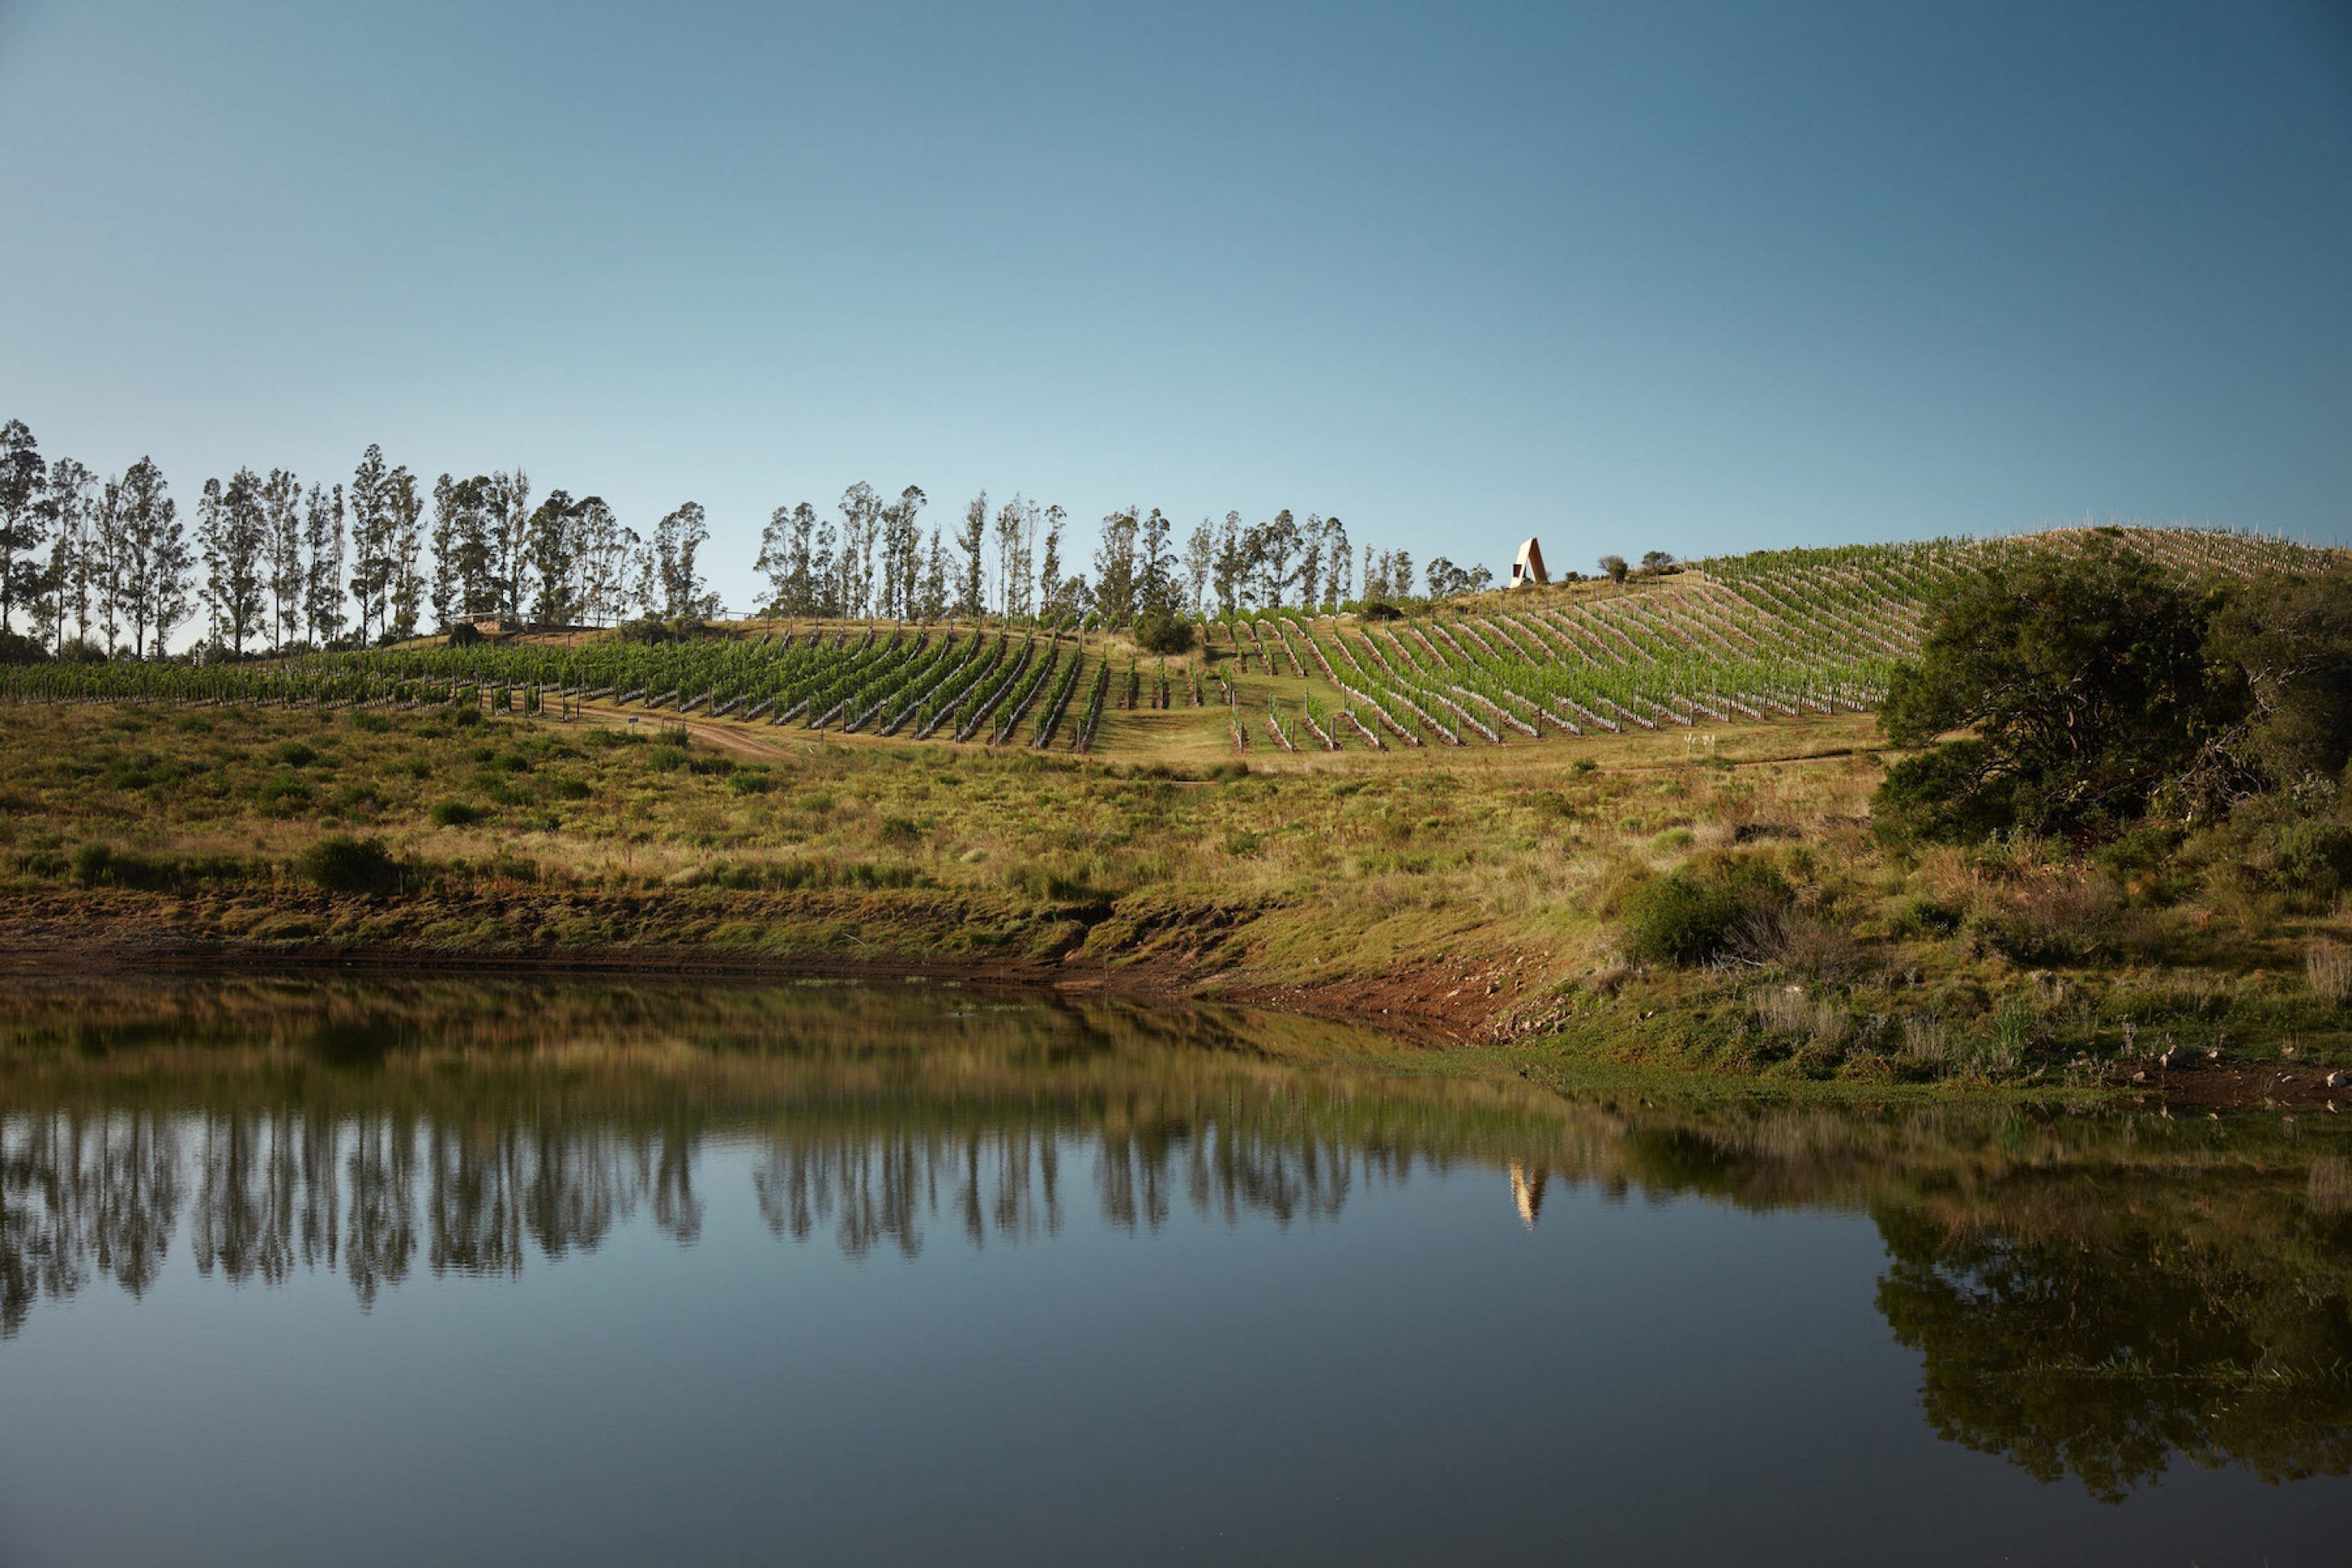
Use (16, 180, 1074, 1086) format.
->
(754, 492, 1414, 628)
(2, 412, 1441, 660)
(0, 418, 719, 660)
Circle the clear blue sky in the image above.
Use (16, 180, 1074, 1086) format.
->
(3, 0, 2347, 611)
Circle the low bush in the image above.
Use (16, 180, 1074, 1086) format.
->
(2312, 940, 2352, 1006)
(430, 800, 486, 827)
(301, 835, 407, 895)
(73, 841, 252, 891)
(1740, 908, 1867, 984)
(648, 745, 689, 772)
(254, 774, 314, 814)
(271, 740, 320, 768)
(1963, 871, 2123, 964)
(1888, 891, 1961, 938)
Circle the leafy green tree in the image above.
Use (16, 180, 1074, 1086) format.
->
(1876, 539, 2212, 840)
(2198, 573, 2352, 800)
(1599, 553, 1628, 582)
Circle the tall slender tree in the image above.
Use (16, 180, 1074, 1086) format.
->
(118, 457, 188, 657)
(525, 488, 579, 624)
(385, 466, 425, 640)
(1323, 516, 1351, 607)
(991, 495, 1028, 619)
(1137, 507, 1176, 617)
(91, 474, 127, 656)
(0, 419, 49, 636)
(918, 527, 950, 621)
(42, 457, 96, 655)
(1213, 513, 1245, 617)
(1183, 519, 1214, 616)
(197, 468, 270, 657)
(262, 468, 303, 649)
(572, 498, 628, 626)
(956, 492, 987, 617)
(493, 469, 532, 620)
(347, 444, 391, 644)
(652, 501, 713, 618)
(1093, 508, 1138, 626)
(302, 483, 345, 647)
(1037, 510, 1069, 622)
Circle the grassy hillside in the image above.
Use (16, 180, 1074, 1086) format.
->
(3, 523, 2348, 1099)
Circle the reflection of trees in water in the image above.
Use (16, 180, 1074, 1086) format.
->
(5, 1094, 1405, 1316)
(2, 1107, 746, 1328)
(1579, 1103, 2352, 1500)
(7, 978, 2352, 1501)
(3, 1094, 1425, 1325)
(1876, 1210, 2352, 1499)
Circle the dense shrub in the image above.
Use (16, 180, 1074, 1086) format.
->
(1614, 853, 1793, 964)
(430, 800, 486, 827)
(1132, 612, 1196, 656)
(300, 835, 408, 895)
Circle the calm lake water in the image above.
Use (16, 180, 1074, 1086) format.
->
(1, 977, 2347, 1566)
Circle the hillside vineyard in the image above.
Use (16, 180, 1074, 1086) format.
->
(4, 527, 2333, 758)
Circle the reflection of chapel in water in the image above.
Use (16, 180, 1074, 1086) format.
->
(1510, 1160, 1548, 1228)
